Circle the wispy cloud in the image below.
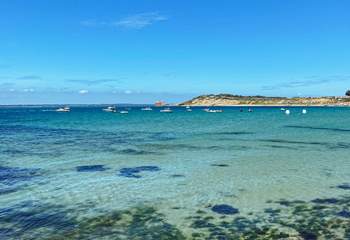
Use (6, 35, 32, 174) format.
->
(81, 12, 168, 30)
(78, 89, 89, 94)
(23, 88, 35, 92)
(262, 75, 350, 91)
(0, 82, 15, 92)
(16, 75, 42, 80)
(113, 12, 168, 29)
(66, 78, 121, 86)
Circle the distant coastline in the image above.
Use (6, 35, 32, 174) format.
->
(179, 94, 350, 106)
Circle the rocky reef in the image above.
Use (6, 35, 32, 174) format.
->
(2, 194, 350, 239)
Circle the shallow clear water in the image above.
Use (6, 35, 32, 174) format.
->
(1, 106, 350, 239)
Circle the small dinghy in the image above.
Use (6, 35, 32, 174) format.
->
(160, 108, 173, 113)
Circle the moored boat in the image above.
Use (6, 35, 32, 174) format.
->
(103, 106, 117, 112)
(56, 106, 70, 112)
(160, 108, 173, 113)
(141, 107, 153, 111)
(185, 106, 192, 112)
(204, 108, 222, 113)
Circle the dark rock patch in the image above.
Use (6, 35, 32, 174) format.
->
(285, 125, 350, 133)
(170, 174, 185, 178)
(0, 186, 19, 195)
(118, 166, 160, 178)
(337, 183, 350, 190)
(0, 201, 75, 237)
(337, 210, 350, 218)
(311, 198, 339, 204)
(118, 148, 157, 155)
(0, 166, 41, 186)
(211, 204, 239, 215)
(76, 165, 108, 172)
(213, 131, 254, 135)
(263, 144, 299, 150)
(299, 230, 318, 240)
(260, 139, 350, 150)
(210, 164, 230, 167)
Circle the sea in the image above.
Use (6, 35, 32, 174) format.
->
(1, 105, 350, 239)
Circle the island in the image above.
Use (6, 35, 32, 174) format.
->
(179, 93, 350, 106)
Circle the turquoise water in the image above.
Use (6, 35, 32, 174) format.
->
(1, 106, 350, 239)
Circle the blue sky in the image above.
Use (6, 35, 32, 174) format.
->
(0, 0, 350, 104)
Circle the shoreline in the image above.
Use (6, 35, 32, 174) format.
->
(176, 104, 350, 107)
(179, 94, 350, 107)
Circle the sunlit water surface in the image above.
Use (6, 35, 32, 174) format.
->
(1, 106, 350, 239)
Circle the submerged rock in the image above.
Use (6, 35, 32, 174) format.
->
(337, 210, 350, 218)
(210, 164, 230, 167)
(118, 166, 160, 178)
(0, 166, 41, 186)
(170, 174, 185, 178)
(311, 198, 339, 204)
(76, 165, 108, 172)
(118, 149, 156, 155)
(211, 204, 239, 215)
(337, 183, 350, 190)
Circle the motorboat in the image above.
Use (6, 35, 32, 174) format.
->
(302, 109, 307, 114)
(103, 106, 117, 112)
(56, 106, 70, 112)
(119, 110, 129, 114)
(204, 108, 223, 113)
(160, 108, 173, 113)
(141, 107, 153, 111)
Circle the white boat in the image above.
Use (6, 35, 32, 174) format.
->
(160, 108, 173, 113)
(302, 109, 307, 114)
(56, 107, 70, 112)
(285, 109, 291, 115)
(103, 106, 117, 112)
(119, 110, 129, 114)
(185, 106, 192, 112)
(204, 108, 223, 113)
(280, 108, 286, 111)
(141, 107, 153, 111)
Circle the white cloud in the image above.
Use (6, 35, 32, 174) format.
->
(81, 12, 168, 30)
(78, 89, 89, 94)
(124, 90, 132, 94)
(114, 12, 167, 29)
(23, 88, 35, 92)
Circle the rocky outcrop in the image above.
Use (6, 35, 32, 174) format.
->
(179, 94, 350, 106)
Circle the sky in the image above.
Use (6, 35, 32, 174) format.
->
(0, 0, 350, 104)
